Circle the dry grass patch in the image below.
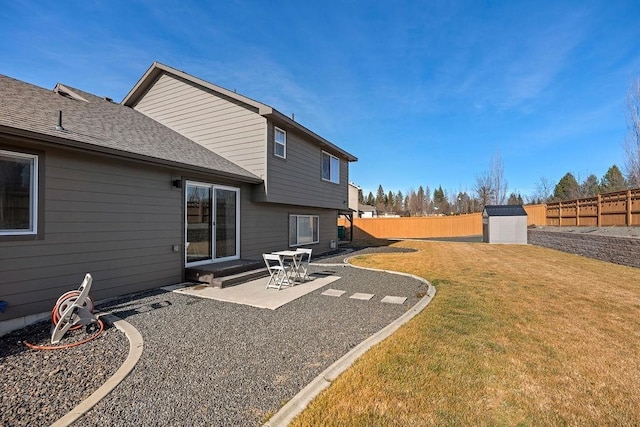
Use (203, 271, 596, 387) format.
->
(291, 241, 640, 426)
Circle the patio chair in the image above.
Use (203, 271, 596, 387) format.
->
(295, 248, 312, 282)
(263, 253, 293, 290)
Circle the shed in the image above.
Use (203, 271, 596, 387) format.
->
(482, 205, 528, 244)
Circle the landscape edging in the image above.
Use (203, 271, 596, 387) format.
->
(264, 259, 436, 427)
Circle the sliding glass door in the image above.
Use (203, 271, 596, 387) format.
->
(185, 182, 239, 266)
(214, 187, 238, 259)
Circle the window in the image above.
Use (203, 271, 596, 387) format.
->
(289, 214, 319, 246)
(0, 150, 38, 235)
(274, 127, 286, 158)
(322, 151, 340, 183)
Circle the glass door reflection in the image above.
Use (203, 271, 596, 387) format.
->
(186, 183, 212, 264)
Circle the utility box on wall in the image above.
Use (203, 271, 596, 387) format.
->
(482, 205, 528, 244)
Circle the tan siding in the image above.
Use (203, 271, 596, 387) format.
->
(134, 73, 267, 178)
(266, 124, 349, 209)
(0, 146, 184, 321)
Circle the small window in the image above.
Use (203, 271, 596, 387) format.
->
(322, 151, 340, 184)
(274, 127, 286, 159)
(0, 149, 38, 235)
(289, 214, 319, 246)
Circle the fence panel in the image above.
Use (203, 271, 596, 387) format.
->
(524, 204, 547, 226)
(338, 204, 547, 240)
(545, 188, 640, 227)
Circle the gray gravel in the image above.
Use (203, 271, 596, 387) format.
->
(532, 225, 640, 238)
(0, 319, 127, 427)
(0, 246, 428, 426)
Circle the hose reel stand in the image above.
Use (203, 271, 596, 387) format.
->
(50, 273, 100, 344)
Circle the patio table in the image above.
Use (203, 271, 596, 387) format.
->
(271, 250, 304, 283)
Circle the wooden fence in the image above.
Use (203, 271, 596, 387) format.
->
(339, 204, 547, 240)
(546, 188, 640, 227)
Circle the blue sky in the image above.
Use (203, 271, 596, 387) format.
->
(2, 1, 639, 199)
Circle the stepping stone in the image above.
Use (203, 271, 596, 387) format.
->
(350, 293, 375, 301)
(322, 289, 346, 297)
(381, 296, 407, 304)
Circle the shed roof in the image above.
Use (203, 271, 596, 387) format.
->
(483, 205, 528, 217)
(0, 74, 262, 183)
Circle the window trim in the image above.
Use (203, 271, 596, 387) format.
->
(321, 151, 340, 184)
(0, 149, 38, 236)
(274, 127, 286, 159)
(289, 214, 319, 247)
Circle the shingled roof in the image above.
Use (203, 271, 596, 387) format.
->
(483, 205, 528, 216)
(0, 74, 261, 183)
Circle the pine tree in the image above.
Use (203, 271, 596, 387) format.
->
(553, 173, 580, 201)
(507, 193, 524, 205)
(375, 185, 387, 213)
(580, 174, 600, 197)
(600, 165, 627, 193)
(365, 192, 375, 206)
(417, 186, 425, 216)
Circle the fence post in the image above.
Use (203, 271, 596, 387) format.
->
(576, 199, 580, 226)
(597, 194, 601, 227)
(558, 201, 562, 226)
(627, 190, 633, 226)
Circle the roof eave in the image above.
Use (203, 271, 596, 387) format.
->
(122, 62, 270, 114)
(122, 62, 357, 163)
(263, 109, 358, 162)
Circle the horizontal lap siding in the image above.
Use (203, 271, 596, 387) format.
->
(135, 73, 266, 178)
(240, 195, 337, 259)
(0, 147, 183, 321)
(266, 126, 348, 209)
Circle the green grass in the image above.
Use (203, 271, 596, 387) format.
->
(290, 240, 640, 426)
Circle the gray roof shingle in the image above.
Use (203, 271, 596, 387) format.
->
(483, 205, 528, 216)
(0, 74, 261, 183)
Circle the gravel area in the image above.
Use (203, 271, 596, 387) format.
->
(0, 319, 128, 427)
(1, 246, 428, 426)
(532, 225, 640, 238)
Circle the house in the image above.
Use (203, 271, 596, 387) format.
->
(482, 205, 528, 244)
(347, 182, 376, 218)
(358, 203, 377, 218)
(0, 65, 356, 333)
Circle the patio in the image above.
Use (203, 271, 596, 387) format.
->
(1, 247, 428, 426)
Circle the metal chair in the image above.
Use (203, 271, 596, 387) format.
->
(263, 253, 293, 290)
(295, 248, 312, 282)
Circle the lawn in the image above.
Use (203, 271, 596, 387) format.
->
(291, 240, 640, 426)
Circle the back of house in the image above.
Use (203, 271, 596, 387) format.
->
(0, 65, 356, 334)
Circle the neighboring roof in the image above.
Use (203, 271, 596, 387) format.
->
(358, 203, 376, 212)
(0, 74, 261, 183)
(122, 62, 358, 162)
(483, 205, 528, 216)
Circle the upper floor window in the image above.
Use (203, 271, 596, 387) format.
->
(322, 151, 340, 184)
(274, 127, 286, 159)
(0, 149, 38, 235)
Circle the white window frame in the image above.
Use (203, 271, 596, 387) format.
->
(0, 149, 38, 236)
(274, 127, 286, 159)
(289, 214, 319, 247)
(322, 151, 340, 184)
(184, 181, 241, 267)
